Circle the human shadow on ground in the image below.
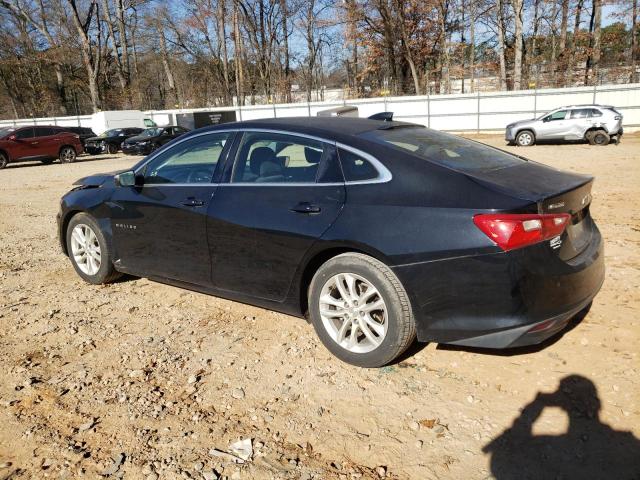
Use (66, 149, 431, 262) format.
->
(483, 375, 640, 480)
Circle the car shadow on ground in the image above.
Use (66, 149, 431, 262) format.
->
(483, 374, 640, 479)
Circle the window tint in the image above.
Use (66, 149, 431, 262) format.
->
(590, 108, 603, 117)
(570, 109, 591, 119)
(361, 126, 525, 173)
(15, 128, 35, 139)
(338, 149, 379, 181)
(143, 132, 230, 184)
(232, 132, 329, 184)
(546, 110, 568, 121)
(34, 127, 54, 137)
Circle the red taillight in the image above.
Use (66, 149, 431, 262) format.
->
(473, 213, 570, 251)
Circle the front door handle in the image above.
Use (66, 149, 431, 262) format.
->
(181, 198, 204, 207)
(290, 202, 321, 214)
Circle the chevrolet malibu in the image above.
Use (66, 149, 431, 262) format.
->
(57, 118, 604, 367)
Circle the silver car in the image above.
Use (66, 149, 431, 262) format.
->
(505, 104, 623, 146)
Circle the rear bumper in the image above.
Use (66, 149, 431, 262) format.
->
(393, 226, 605, 348)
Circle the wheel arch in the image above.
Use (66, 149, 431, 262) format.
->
(58, 144, 77, 157)
(583, 126, 607, 139)
(60, 209, 84, 255)
(296, 243, 391, 315)
(0, 147, 10, 162)
(515, 127, 536, 139)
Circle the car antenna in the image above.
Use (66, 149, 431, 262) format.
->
(368, 112, 394, 122)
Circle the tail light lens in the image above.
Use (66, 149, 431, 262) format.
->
(473, 213, 571, 251)
(614, 115, 621, 120)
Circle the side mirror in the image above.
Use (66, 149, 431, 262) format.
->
(542, 117, 549, 123)
(8, 134, 17, 141)
(115, 170, 137, 187)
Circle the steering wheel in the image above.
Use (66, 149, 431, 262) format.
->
(187, 168, 213, 183)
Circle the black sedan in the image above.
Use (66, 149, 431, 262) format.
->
(84, 127, 145, 155)
(121, 126, 190, 155)
(57, 117, 604, 367)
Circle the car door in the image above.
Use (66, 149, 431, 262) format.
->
(11, 127, 36, 160)
(32, 127, 59, 157)
(567, 108, 592, 139)
(109, 131, 234, 284)
(207, 130, 346, 302)
(537, 110, 569, 139)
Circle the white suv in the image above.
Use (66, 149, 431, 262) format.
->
(505, 105, 623, 146)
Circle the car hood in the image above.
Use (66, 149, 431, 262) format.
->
(125, 134, 157, 144)
(73, 170, 123, 187)
(506, 118, 537, 129)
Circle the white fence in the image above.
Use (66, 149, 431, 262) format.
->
(2, 83, 639, 134)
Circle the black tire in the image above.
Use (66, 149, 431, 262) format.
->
(66, 213, 122, 285)
(59, 146, 77, 163)
(41, 158, 54, 165)
(515, 130, 535, 146)
(0, 152, 7, 169)
(587, 130, 610, 146)
(308, 253, 416, 368)
(107, 143, 119, 154)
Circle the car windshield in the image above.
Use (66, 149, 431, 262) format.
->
(103, 129, 123, 137)
(361, 126, 526, 172)
(141, 128, 163, 137)
(0, 127, 15, 138)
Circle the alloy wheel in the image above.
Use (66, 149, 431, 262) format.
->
(319, 273, 388, 353)
(70, 224, 101, 276)
(517, 132, 533, 146)
(60, 147, 76, 163)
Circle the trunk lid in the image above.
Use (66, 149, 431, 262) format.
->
(466, 162, 595, 259)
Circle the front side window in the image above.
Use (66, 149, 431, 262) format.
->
(232, 132, 337, 183)
(545, 110, 568, 122)
(15, 128, 35, 139)
(143, 132, 230, 184)
(34, 127, 54, 137)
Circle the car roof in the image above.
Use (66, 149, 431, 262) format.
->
(201, 116, 417, 143)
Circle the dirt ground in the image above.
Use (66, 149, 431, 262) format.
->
(0, 135, 638, 480)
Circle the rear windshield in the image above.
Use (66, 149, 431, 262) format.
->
(360, 126, 526, 172)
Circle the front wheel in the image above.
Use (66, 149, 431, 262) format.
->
(66, 213, 122, 284)
(59, 146, 77, 163)
(0, 152, 8, 169)
(516, 130, 535, 146)
(107, 143, 119, 154)
(308, 253, 416, 368)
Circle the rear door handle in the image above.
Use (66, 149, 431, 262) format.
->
(181, 198, 204, 207)
(290, 202, 321, 214)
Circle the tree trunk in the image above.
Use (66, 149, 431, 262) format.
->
(631, 0, 638, 82)
(585, 0, 602, 85)
(158, 21, 178, 107)
(233, 1, 245, 106)
(512, 0, 524, 89)
(394, 0, 420, 94)
(567, 0, 584, 86)
(438, 0, 450, 94)
(469, 0, 475, 92)
(280, 0, 291, 102)
(217, 0, 231, 105)
(496, 0, 507, 90)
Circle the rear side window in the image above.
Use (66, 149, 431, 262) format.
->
(590, 109, 603, 117)
(570, 109, 591, 119)
(34, 127, 54, 137)
(361, 127, 525, 173)
(338, 149, 379, 181)
(232, 132, 336, 184)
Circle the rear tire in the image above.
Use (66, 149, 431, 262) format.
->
(515, 130, 535, 146)
(107, 143, 118, 154)
(0, 152, 7, 169)
(66, 213, 122, 285)
(587, 130, 610, 146)
(308, 253, 416, 368)
(59, 146, 77, 163)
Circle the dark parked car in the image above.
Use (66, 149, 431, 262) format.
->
(84, 127, 144, 155)
(122, 126, 190, 155)
(0, 125, 83, 169)
(57, 117, 604, 367)
(61, 126, 97, 147)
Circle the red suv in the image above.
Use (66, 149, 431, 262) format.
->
(0, 125, 84, 169)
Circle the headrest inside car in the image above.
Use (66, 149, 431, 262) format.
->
(249, 147, 276, 174)
(304, 147, 322, 164)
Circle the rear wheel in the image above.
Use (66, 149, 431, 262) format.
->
(59, 146, 77, 163)
(0, 152, 7, 169)
(587, 130, 610, 146)
(66, 213, 122, 284)
(516, 130, 535, 146)
(308, 253, 416, 368)
(107, 143, 119, 154)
